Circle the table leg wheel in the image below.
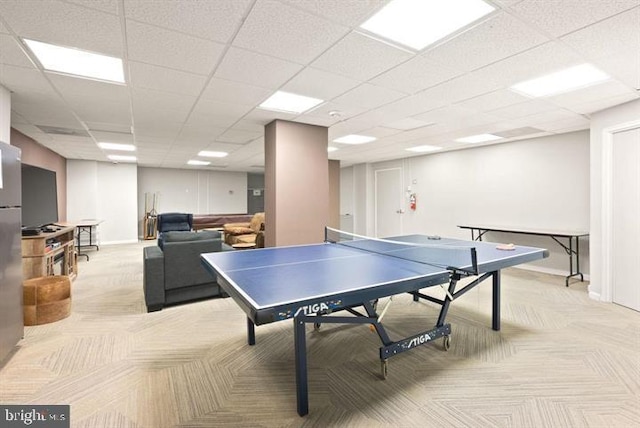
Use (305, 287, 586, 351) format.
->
(380, 359, 388, 380)
(443, 335, 451, 351)
(313, 322, 321, 331)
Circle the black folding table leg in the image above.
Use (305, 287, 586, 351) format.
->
(294, 316, 309, 416)
(247, 318, 256, 345)
(492, 271, 500, 331)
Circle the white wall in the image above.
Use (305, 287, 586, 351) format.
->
(589, 98, 640, 300)
(137, 167, 247, 235)
(97, 162, 138, 244)
(343, 131, 590, 276)
(0, 85, 10, 144)
(67, 160, 138, 245)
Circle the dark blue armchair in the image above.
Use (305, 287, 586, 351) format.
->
(157, 213, 193, 248)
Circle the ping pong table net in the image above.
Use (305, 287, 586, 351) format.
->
(325, 227, 478, 275)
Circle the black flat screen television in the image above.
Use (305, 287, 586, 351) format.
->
(21, 164, 59, 228)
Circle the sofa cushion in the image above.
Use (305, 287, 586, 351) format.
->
(225, 226, 253, 235)
(161, 222, 191, 232)
(163, 230, 220, 243)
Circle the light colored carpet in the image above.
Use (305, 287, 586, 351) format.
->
(0, 240, 638, 428)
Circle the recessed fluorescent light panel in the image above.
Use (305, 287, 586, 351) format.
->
(97, 142, 135, 151)
(455, 134, 503, 144)
(406, 145, 442, 153)
(259, 91, 324, 114)
(24, 39, 125, 83)
(332, 135, 377, 145)
(187, 160, 211, 166)
(510, 63, 611, 98)
(360, 0, 495, 51)
(107, 154, 136, 162)
(327, 146, 338, 152)
(198, 151, 228, 158)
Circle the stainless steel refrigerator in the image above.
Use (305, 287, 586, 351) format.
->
(0, 140, 23, 362)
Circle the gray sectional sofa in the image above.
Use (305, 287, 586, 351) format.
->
(143, 230, 230, 312)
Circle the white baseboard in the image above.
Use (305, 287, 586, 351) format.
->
(100, 239, 139, 246)
(588, 289, 602, 301)
(513, 264, 590, 281)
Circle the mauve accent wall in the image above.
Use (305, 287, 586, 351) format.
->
(10, 128, 67, 221)
(265, 120, 329, 247)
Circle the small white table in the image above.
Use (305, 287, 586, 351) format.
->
(458, 224, 588, 287)
(75, 219, 104, 261)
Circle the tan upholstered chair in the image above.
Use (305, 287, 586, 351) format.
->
(223, 212, 265, 248)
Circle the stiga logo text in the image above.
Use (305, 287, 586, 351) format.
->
(1, 405, 69, 427)
(295, 302, 329, 316)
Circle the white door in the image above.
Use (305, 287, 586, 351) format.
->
(375, 168, 403, 238)
(612, 127, 640, 311)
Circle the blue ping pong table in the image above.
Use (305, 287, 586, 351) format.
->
(201, 232, 548, 416)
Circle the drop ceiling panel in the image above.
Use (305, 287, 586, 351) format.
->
(178, 125, 226, 142)
(10, 111, 29, 125)
(571, 92, 640, 115)
(0, 35, 35, 68)
(216, 128, 262, 144)
(370, 55, 461, 94)
(201, 78, 273, 106)
(241, 108, 297, 126)
(282, 67, 361, 100)
(311, 32, 413, 81)
(0, 0, 123, 56)
(280, 0, 386, 27)
(380, 116, 434, 131)
(233, 0, 349, 65)
(135, 137, 174, 148)
(131, 88, 196, 117)
(85, 122, 131, 134)
(126, 20, 225, 75)
(68, 99, 131, 125)
(504, 109, 584, 129)
(474, 41, 584, 89)
(190, 98, 253, 124)
(560, 7, 640, 59)
(292, 115, 336, 127)
(535, 115, 590, 133)
(332, 83, 406, 109)
(454, 89, 530, 113)
(124, 0, 251, 43)
(128, 61, 208, 96)
(592, 51, 640, 90)
(547, 80, 636, 110)
(48, 73, 130, 103)
(0, 65, 56, 94)
(11, 97, 82, 128)
(423, 12, 549, 73)
(214, 47, 304, 89)
(89, 130, 133, 144)
(488, 99, 561, 120)
(66, 0, 118, 15)
(510, 0, 639, 38)
(134, 122, 182, 140)
(302, 101, 368, 122)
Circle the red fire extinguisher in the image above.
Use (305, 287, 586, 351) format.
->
(409, 193, 416, 211)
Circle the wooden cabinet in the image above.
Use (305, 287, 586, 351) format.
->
(22, 226, 77, 281)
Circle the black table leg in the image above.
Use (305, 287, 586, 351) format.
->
(294, 316, 309, 416)
(247, 318, 255, 346)
(492, 271, 500, 331)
